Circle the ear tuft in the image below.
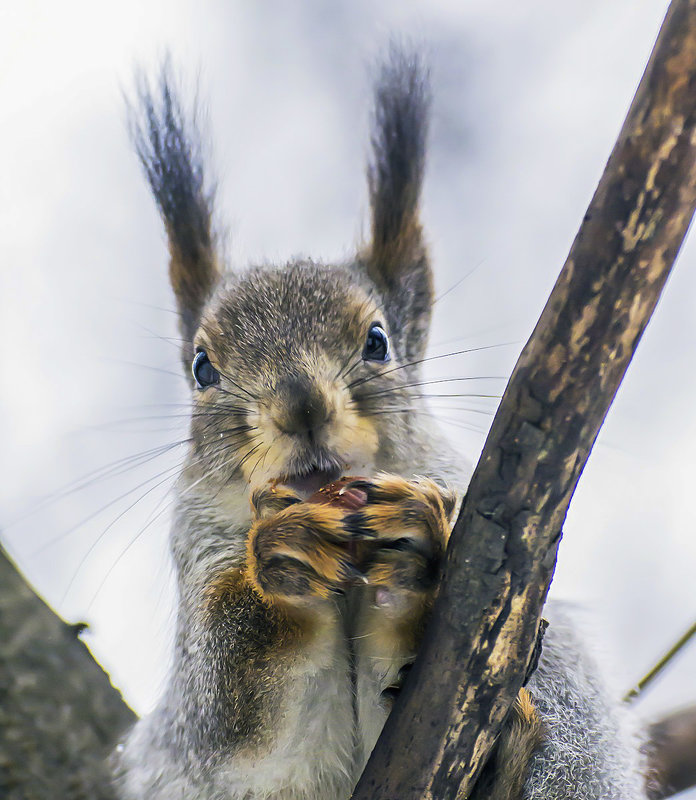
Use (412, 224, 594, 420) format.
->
(368, 44, 431, 275)
(128, 60, 221, 362)
(365, 44, 434, 362)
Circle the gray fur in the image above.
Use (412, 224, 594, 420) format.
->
(524, 604, 647, 799)
(113, 46, 648, 800)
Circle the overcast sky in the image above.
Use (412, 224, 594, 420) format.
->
(1, 2, 694, 778)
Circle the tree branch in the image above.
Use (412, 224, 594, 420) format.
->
(648, 705, 696, 799)
(0, 543, 135, 799)
(351, 1, 696, 797)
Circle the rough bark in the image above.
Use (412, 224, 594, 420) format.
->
(0, 543, 135, 800)
(351, 1, 696, 798)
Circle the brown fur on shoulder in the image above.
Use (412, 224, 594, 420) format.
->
(199, 567, 307, 754)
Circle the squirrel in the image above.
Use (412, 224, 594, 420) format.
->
(112, 47, 647, 800)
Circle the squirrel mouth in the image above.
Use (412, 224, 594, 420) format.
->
(279, 465, 342, 499)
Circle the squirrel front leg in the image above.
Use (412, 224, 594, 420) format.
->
(346, 476, 544, 799)
(343, 475, 456, 758)
(202, 484, 358, 732)
(119, 489, 359, 800)
(244, 484, 362, 605)
(345, 474, 456, 651)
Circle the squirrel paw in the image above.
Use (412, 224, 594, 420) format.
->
(250, 483, 304, 520)
(247, 490, 358, 603)
(344, 475, 456, 616)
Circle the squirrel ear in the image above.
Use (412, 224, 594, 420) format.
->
(129, 62, 221, 366)
(364, 45, 433, 362)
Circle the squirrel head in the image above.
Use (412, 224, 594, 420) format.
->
(131, 48, 436, 499)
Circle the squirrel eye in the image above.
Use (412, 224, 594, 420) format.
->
(192, 349, 220, 389)
(362, 323, 391, 363)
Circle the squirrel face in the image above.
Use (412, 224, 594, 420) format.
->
(187, 261, 419, 498)
(130, 53, 437, 511)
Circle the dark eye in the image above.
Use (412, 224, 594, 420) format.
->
(192, 349, 220, 389)
(362, 323, 390, 362)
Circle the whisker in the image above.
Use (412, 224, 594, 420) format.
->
(337, 350, 364, 382)
(114, 298, 181, 317)
(134, 322, 190, 350)
(11, 439, 191, 530)
(235, 441, 265, 472)
(100, 357, 186, 381)
(431, 416, 488, 435)
(353, 376, 505, 402)
(59, 461, 186, 603)
(429, 319, 521, 350)
(369, 406, 489, 435)
(335, 306, 380, 381)
(32, 456, 187, 558)
(247, 445, 273, 485)
(365, 404, 495, 418)
(431, 259, 485, 306)
(85, 407, 253, 432)
(200, 440, 265, 506)
(408, 392, 501, 400)
(84, 441, 254, 610)
(217, 381, 258, 403)
(210, 430, 260, 458)
(347, 342, 518, 391)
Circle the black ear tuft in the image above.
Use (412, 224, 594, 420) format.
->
(365, 44, 434, 362)
(128, 60, 221, 364)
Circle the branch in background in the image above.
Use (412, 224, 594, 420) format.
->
(625, 621, 696, 703)
(0, 543, 135, 800)
(648, 705, 696, 799)
(352, 1, 696, 797)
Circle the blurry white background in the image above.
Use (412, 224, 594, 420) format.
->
(1, 0, 694, 774)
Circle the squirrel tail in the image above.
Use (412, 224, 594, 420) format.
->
(469, 688, 544, 800)
(128, 59, 221, 353)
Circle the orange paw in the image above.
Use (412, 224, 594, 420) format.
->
(344, 475, 456, 612)
(246, 495, 359, 603)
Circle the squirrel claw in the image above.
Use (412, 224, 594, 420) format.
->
(341, 561, 369, 584)
(344, 478, 376, 493)
(342, 511, 377, 539)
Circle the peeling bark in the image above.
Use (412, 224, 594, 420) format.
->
(351, 1, 696, 797)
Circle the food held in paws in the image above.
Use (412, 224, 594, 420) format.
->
(307, 476, 368, 511)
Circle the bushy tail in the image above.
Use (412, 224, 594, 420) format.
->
(469, 688, 544, 800)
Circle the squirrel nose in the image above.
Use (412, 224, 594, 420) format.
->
(272, 375, 333, 441)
